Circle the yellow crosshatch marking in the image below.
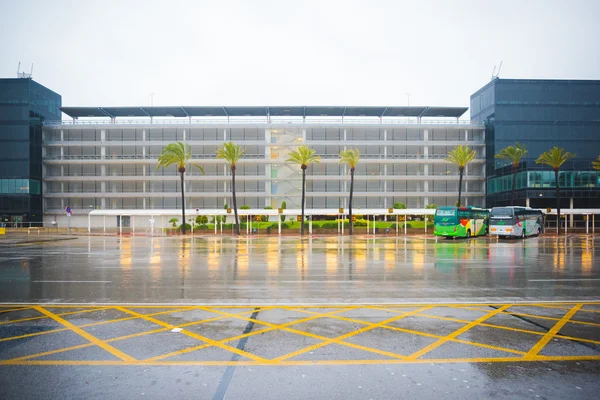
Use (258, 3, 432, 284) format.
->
(0, 302, 599, 366)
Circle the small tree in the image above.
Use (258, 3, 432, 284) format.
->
(217, 142, 246, 235)
(168, 218, 179, 228)
(339, 148, 360, 235)
(156, 142, 204, 234)
(280, 201, 287, 222)
(240, 205, 250, 222)
(536, 147, 575, 236)
(393, 202, 407, 209)
(263, 206, 272, 222)
(495, 142, 528, 206)
(446, 145, 476, 207)
(425, 203, 437, 222)
(287, 145, 321, 235)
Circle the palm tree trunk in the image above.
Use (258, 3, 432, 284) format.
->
(349, 168, 354, 235)
(232, 167, 240, 235)
(457, 166, 464, 207)
(180, 172, 186, 235)
(301, 167, 306, 235)
(511, 164, 518, 206)
(555, 168, 561, 236)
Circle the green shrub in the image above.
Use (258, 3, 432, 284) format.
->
(320, 221, 338, 229)
(354, 220, 367, 227)
(196, 215, 208, 225)
(281, 223, 289, 229)
(179, 223, 191, 230)
(393, 202, 407, 209)
(169, 218, 179, 227)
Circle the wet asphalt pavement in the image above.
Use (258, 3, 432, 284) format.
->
(0, 235, 598, 303)
(0, 234, 599, 399)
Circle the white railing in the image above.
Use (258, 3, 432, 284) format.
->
(45, 118, 479, 126)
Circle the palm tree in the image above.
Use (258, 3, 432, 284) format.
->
(156, 142, 204, 235)
(446, 145, 476, 207)
(592, 155, 600, 170)
(495, 142, 528, 206)
(217, 141, 246, 235)
(287, 145, 321, 235)
(536, 147, 575, 236)
(339, 148, 360, 235)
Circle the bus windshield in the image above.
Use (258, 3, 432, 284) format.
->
(434, 209, 457, 225)
(490, 207, 515, 225)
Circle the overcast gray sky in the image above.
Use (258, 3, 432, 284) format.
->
(1, 0, 599, 110)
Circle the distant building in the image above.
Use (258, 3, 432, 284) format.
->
(0, 78, 61, 225)
(43, 106, 485, 227)
(471, 78, 600, 209)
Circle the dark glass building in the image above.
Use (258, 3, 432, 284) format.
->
(0, 78, 61, 225)
(471, 78, 600, 209)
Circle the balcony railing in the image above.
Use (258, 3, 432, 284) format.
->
(44, 118, 480, 126)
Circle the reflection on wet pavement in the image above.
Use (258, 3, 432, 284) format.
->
(0, 235, 598, 303)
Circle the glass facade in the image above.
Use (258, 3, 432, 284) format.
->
(471, 79, 600, 208)
(0, 78, 61, 223)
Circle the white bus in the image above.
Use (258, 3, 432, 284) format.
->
(489, 207, 544, 239)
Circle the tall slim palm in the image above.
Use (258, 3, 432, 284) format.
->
(339, 148, 360, 235)
(287, 145, 321, 235)
(536, 147, 575, 236)
(217, 141, 246, 235)
(495, 142, 528, 206)
(592, 155, 600, 170)
(446, 145, 476, 207)
(156, 142, 204, 234)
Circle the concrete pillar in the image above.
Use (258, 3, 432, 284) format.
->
(526, 198, 530, 207)
(570, 198, 574, 228)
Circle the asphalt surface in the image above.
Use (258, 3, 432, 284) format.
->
(0, 234, 599, 399)
(0, 235, 598, 303)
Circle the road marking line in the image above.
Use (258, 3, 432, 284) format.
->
(32, 306, 136, 362)
(528, 279, 600, 282)
(0, 306, 112, 326)
(407, 305, 512, 360)
(500, 310, 600, 328)
(272, 306, 434, 362)
(3, 355, 600, 367)
(8, 343, 95, 362)
(31, 280, 112, 283)
(0, 307, 31, 314)
(114, 306, 269, 363)
(286, 306, 528, 356)
(525, 304, 583, 358)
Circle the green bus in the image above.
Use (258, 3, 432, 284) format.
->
(433, 206, 490, 238)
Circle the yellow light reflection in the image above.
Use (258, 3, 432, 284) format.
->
(412, 242, 425, 271)
(325, 240, 338, 275)
(553, 251, 565, 270)
(266, 241, 280, 273)
(581, 249, 592, 274)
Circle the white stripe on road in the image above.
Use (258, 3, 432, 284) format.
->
(32, 280, 112, 283)
(528, 279, 600, 282)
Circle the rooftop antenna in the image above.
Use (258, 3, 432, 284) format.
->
(405, 92, 411, 107)
(491, 61, 503, 80)
(150, 92, 155, 107)
(17, 62, 33, 79)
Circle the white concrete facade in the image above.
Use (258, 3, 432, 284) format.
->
(42, 118, 486, 227)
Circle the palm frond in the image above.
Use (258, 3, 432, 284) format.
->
(536, 147, 575, 169)
(446, 145, 476, 168)
(216, 141, 246, 167)
(156, 142, 191, 170)
(287, 145, 321, 167)
(495, 142, 528, 166)
(339, 148, 360, 169)
(591, 155, 600, 171)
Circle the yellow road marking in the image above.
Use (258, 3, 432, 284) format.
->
(407, 305, 512, 360)
(194, 306, 412, 362)
(526, 304, 583, 358)
(114, 306, 269, 363)
(146, 307, 354, 362)
(0, 306, 31, 314)
(0, 307, 195, 344)
(0, 306, 113, 326)
(3, 354, 600, 367)
(8, 343, 94, 362)
(500, 310, 600, 328)
(272, 306, 434, 362)
(32, 306, 136, 362)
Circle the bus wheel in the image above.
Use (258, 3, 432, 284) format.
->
(466, 229, 471, 238)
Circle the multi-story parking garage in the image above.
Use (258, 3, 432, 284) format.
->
(41, 106, 486, 227)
